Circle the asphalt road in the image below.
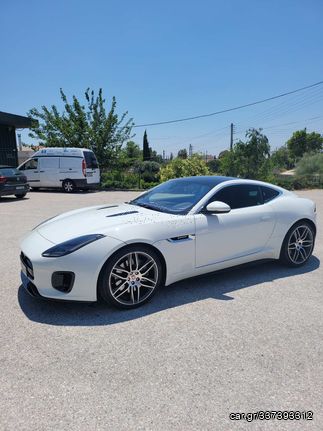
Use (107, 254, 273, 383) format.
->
(0, 189, 322, 431)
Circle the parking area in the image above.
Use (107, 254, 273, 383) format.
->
(0, 189, 322, 430)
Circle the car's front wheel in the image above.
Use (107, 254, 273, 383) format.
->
(280, 221, 315, 267)
(15, 193, 27, 199)
(98, 245, 163, 309)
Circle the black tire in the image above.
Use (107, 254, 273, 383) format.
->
(62, 179, 76, 193)
(98, 245, 163, 309)
(279, 221, 315, 267)
(15, 193, 27, 199)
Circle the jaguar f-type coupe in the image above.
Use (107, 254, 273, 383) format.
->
(20, 176, 316, 309)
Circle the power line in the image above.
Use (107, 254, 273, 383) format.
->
(235, 87, 323, 129)
(234, 114, 323, 135)
(133, 80, 323, 128)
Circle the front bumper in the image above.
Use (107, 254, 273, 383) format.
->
(20, 230, 125, 302)
(21, 271, 41, 298)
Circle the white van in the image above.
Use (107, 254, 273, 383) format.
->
(18, 147, 100, 192)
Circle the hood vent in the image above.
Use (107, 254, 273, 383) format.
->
(106, 211, 139, 218)
(97, 205, 119, 210)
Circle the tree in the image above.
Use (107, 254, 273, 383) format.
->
(150, 150, 164, 164)
(207, 158, 220, 173)
(177, 148, 188, 159)
(143, 130, 151, 161)
(119, 141, 142, 168)
(28, 88, 134, 169)
(160, 155, 210, 181)
(270, 145, 294, 171)
(134, 160, 160, 187)
(218, 150, 230, 159)
(218, 151, 236, 176)
(287, 129, 323, 161)
(219, 128, 270, 179)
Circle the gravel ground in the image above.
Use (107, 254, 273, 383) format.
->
(0, 189, 322, 431)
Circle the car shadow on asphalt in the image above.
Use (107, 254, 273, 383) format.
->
(0, 196, 30, 203)
(18, 256, 320, 326)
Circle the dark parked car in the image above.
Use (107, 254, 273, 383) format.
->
(0, 166, 29, 199)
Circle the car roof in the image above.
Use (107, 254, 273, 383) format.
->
(33, 147, 92, 157)
(169, 176, 237, 186)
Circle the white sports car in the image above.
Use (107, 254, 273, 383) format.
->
(20, 176, 317, 309)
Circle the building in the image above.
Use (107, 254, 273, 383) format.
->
(18, 145, 36, 165)
(0, 111, 35, 166)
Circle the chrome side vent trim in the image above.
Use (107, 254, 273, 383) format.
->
(167, 234, 195, 243)
(106, 211, 139, 218)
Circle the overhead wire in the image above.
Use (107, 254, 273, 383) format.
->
(133, 80, 323, 128)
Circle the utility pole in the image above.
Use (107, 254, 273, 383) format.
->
(189, 144, 193, 157)
(230, 123, 234, 151)
(162, 150, 165, 161)
(17, 133, 22, 151)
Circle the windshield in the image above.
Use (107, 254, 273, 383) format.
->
(130, 178, 214, 214)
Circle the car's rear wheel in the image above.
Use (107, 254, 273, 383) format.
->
(15, 193, 27, 199)
(62, 179, 75, 193)
(98, 245, 163, 309)
(280, 221, 315, 267)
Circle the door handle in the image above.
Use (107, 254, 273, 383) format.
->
(34, 171, 39, 173)
(40, 171, 45, 173)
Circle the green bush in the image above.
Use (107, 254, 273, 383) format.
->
(160, 155, 210, 181)
(271, 174, 323, 190)
(296, 152, 323, 176)
(141, 181, 159, 190)
(101, 171, 139, 189)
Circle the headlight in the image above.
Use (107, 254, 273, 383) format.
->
(42, 234, 105, 257)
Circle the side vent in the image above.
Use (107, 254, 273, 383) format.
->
(167, 234, 195, 243)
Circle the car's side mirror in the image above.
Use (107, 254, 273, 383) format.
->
(205, 201, 231, 214)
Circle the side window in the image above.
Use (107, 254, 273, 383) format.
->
(23, 159, 38, 170)
(39, 157, 59, 169)
(210, 184, 263, 210)
(261, 186, 280, 203)
(59, 157, 81, 169)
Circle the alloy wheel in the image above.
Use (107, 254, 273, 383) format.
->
(108, 252, 158, 306)
(63, 180, 74, 193)
(287, 225, 314, 265)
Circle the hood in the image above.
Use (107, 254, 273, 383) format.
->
(36, 203, 181, 244)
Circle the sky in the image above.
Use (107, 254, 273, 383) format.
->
(1, 0, 323, 156)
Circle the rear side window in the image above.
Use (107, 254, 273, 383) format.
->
(211, 184, 263, 210)
(0, 168, 20, 176)
(261, 186, 280, 203)
(84, 151, 98, 169)
(39, 157, 59, 169)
